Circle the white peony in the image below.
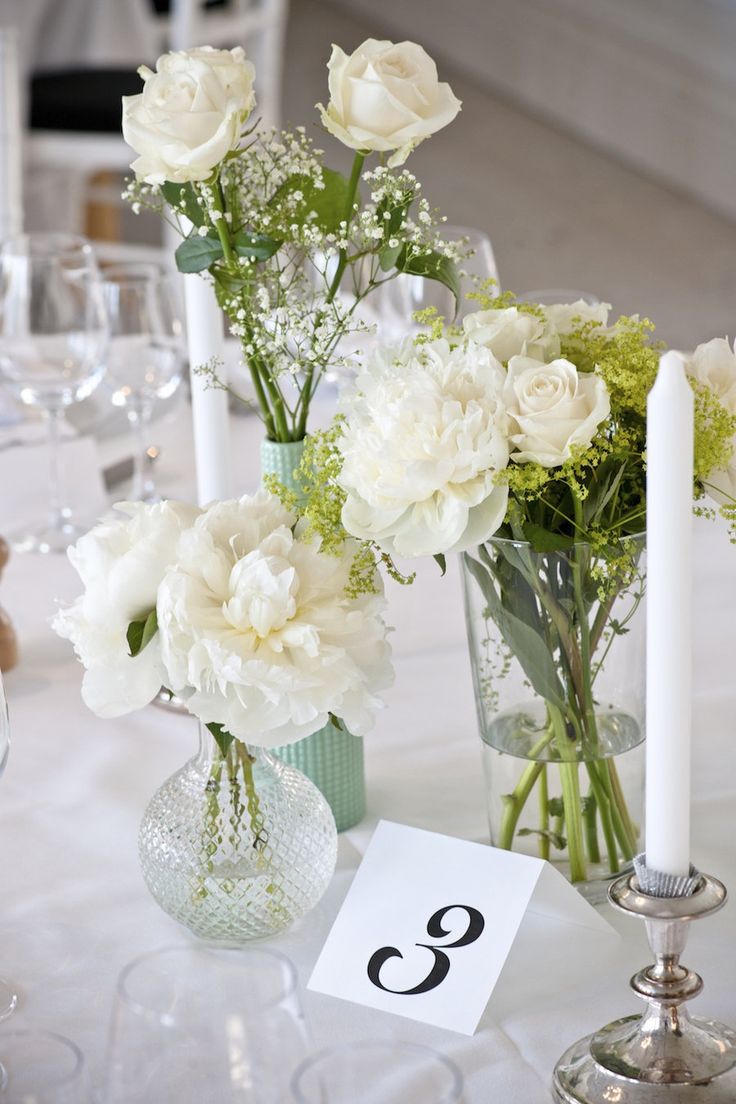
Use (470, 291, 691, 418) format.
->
(686, 337, 736, 416)
(338, 338, 510, 556)
(53, 501, 200, 717)
(505, 356, 610, 467)
(122, 46, 256, 184)
(542, 299, 610, 335)
(463, 307, 559, 363)
(317, 39, 461, 166)
(157, 490, 392, 747)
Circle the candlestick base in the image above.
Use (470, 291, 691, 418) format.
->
(552, 872, 736, 1102)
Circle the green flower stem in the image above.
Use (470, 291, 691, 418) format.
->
(296, 151, 365, 439)
(550, 704, 587, 884)
(212, 178, 236, 269)
(538, 765, 550, 861)
(584, 761, 620, 873)
(233, 741, 267, 852)
(606, 758, 639, 852)
(498, 727, 555, 851)
(582, 794, 601, 865)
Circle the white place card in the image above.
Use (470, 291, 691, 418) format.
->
(309, 820, 613, 1035)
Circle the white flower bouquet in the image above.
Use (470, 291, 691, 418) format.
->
(122, 39, 462, 443)
(295, 292, 736, 888)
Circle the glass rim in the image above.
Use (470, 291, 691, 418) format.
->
(478, 531, 646, 552)
(116, 942, 300, 1019)
(290, 1040, 463, 1104)
(100, 262, 170, 285)
(0, 1028, 85, 1085)
(0, 232, 94, 257)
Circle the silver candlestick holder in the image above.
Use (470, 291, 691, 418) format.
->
(553, 870, 736, 1102)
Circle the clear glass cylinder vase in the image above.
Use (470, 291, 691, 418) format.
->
(138, 726, 338, 941)
(461, 536, 646, 901)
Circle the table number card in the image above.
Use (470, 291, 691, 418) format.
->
(309, 820, 613, 1035)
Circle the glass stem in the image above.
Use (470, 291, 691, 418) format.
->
(45, 404, 71, 533)
(127, 397, 155, 502)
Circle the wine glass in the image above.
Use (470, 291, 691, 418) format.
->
(516, 289, 601, 306)
(0, 1029, 92, 1102)
(291, 1041, 464, 1104)
(0, 233, 108, 553)
(100, 265, 185, 502)
(0, 672, 16, 1021)
(376, 224, 499, 340)
(104, 944, 311, 1102)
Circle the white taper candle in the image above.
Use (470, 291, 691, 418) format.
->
(0, 29, 23, 238)
(183, 274, 232, 505)
(645, 350, 694, 876)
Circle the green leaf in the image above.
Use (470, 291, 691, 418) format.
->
(463, 552, 567, 710)
(175, 233, 223, 273)
(396, 247, 461, 312)
(522, 522, 574, 553)
(328, 712, 347, 733)
(232, 230, 281, 262)
(160, 181, 205, 227)
(126, 608, 158, 657)
(206, 722, 236, 758)
(379, 243, 403, 272)
(433, 553, 447, 577)
(270, 168, 351, 235)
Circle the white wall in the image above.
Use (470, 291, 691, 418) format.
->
(332, 0, 736, 220)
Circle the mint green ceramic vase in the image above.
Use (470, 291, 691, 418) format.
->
(260, 438, 367, 832)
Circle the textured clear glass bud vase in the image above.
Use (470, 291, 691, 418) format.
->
(138, 725, 338, 941)
(260, 438, 366, 832)
(461, 536, 646, 902)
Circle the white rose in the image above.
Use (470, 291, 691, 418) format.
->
(338, 338, 509, 557)
(157, 490, 392, 747)
(504, 356, 610, 467)
(463, 307, 560, 364)
(542, 300, 610, 335)
(317, 39, 461, 166)
(122, 46, 256, 184)
(686, 337, 736, 416)
(53, 501, 200, 717)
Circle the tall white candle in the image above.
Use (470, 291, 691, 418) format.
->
(645, 351, 694, 876)
(183, 275, 232, 505)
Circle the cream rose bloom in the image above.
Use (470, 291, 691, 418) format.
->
(542, 299, 610, 335)
(317, 39, 461, 166)
(338, 338, 510, 557)
(53, 501, 200, 717)
(463, 307, 560, 364)
(686, 337, 736, 416)
(122, 46, 256, 184)
(157, 491, 392, 747)
(504, 356, 610, 467)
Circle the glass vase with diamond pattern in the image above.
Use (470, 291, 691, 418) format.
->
(138, 725, 338, 941)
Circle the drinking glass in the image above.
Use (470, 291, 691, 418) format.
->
(0, 1029, 92, 1103)
(0, 233, 108, 552)
(105, 944, 311, 1103)
(291, 1041, 464, 1104)
(376, 224, 498, 339)
(0, 673, 15, 1022)
(516, 288, 600, 306)
(101, 265, 185, 502)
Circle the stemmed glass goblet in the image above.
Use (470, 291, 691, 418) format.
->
(0, 233, 108, 552)
(101, 265, 185, 503)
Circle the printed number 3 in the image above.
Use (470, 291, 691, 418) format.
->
(367, 905, 485, 996)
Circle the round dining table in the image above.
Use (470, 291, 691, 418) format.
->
(2, 393, 736, 1101)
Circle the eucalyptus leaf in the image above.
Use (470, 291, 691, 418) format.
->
(232, 230, 281, 262)
(463, 553, 567, 710)
(206, 722, 236, 758)
(433, 553, 447, 577)
(175, 234, 223, 273)
(126, 608, 158, 657)
(270, 168, 350, 235)
(161, 181, 205, 227)
(396, 247, 461, 310)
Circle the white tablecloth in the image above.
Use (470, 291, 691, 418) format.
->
(3, 400, 736, 1102)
